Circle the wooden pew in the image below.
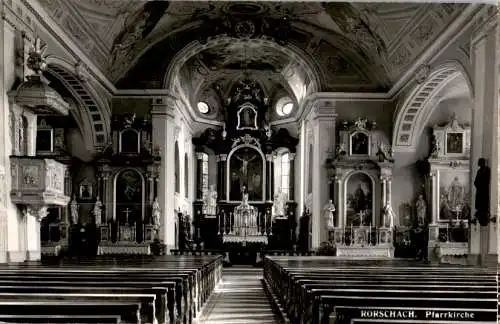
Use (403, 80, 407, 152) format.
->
(0, 301, 141, 323)
(263, 256, 497, 324)
(0, 315, 121, 323)
(0, 255, 223, 324)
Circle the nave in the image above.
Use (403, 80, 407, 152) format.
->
(0, 253, 495, 324)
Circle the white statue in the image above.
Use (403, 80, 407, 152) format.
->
(93, 198, 103, 226)
(152, 197, 161, 226)
(205, 185, 217, 215)
(273, 189, 286, 217)
(415, 194, 427, 226)
(322, 200, 336, 229)
(70, 195, 79, 225)
(382, 203, 395, 228)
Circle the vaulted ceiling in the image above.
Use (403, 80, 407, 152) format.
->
(38, 0, 469, 119)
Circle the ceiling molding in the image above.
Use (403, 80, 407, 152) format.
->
(23, 0, 117, 94)
(387, 3, 481, 98)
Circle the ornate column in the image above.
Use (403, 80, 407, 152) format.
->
(336, 175, 343, 228)
(151, 97, 177, 252)
(381, 177, 387, 207)
(219, 154, 227, 201)
(430, 171, 438, 225)
(470, 10, 498, 263)
(195, 152, 204, 200)
(288, 153, 296, 200)
(310, 101, 337, 247)
(266, 153, 274, 202)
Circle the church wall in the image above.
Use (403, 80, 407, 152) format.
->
(391, 96, 472, 225)
(73, 166, 97, 225)
(334, 101, 394, 138)
(66, 128, 93, 162)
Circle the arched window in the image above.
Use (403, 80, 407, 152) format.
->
(174, 142, 180, 193)
(184, 153, 189, 198)
(274, 150, 290, 200)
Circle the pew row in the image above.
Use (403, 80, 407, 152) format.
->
(0, 255, 223, 324)
(263, 256, 497, 324)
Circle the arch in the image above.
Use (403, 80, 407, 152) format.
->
(112, 168, 146, 223)
(163, 36, 322, 122)
(392, 60, 473, 152)
(175, 142, 180, 194)
(45, 59, 111, 152)
(343, 170, 377, 226)
(226, 144, 266, 202)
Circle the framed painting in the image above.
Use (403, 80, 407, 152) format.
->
(446, 132, 463, 155)
(438, 170, 470, 222)
(78, 180, 93, 200)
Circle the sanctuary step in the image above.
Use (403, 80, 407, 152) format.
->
(198, 266, 279, 324)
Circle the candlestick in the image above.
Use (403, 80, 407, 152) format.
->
(223, 212, 226, 234)
(264, 212, 267, 234)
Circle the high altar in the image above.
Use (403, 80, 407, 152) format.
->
(191, 79, 298, 252)
(327, 118, 395, 258)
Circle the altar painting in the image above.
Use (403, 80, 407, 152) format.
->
(438, 171, 470, 221)
(229, 147, 263, 201)
(345, 172, 373, 226)
(115, 169, 144, 225)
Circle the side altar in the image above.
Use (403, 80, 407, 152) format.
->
(326, 118, 395, 258)
(91, 113, 161, 255)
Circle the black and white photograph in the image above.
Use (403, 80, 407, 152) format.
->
(0, 1, 497, 324)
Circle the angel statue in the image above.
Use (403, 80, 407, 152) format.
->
(205, 185, 217, 215)
(322, 200, 336, 229)
(273, 189, 286, 217)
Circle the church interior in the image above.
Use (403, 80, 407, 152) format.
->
(0, 1, 498, 323)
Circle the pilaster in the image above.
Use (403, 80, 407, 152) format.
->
(309, 101, 337, 248)
(471, 16, 499, 261)
(151, 97, 177, 252)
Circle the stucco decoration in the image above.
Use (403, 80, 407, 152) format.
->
(392, 61, 472, 153)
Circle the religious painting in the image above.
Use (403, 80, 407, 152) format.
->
(115, 169, 144, 225)
(100, 226, 109, 242)
(345, 172, 373, 227)
(438, 171, 470, 221)
(236, 103, 258, 130)
(120, 129, 140, 154)
(350, 131, 369, 155)
(229, 147, 263, 201)
(78, 179, 93, 200)
(446, 132, 463, 154)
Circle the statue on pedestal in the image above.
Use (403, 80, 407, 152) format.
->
(322, 200, 336, 229)
(152, 197, 161, 227)
(205, 184, 218, 215)
(93, 198, 103, 226)
(382, 203, 395, 228)
(70, 195, 79, 225)
(273, 188, 286, 217)
(415, 194, 427, 226)
(474, 158, 490, 226)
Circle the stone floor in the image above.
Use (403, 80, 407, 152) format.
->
(197, 266, 279, 324)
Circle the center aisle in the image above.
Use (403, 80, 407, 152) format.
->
(197, 266, 279, 324)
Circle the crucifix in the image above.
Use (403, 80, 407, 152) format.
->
(123, 208, 132, 224)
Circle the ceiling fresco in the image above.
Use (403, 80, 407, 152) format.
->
(37, 0, 471, 118)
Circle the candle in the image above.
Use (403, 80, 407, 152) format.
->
(218, 213, 221, 235)
(264, 212, 267, 234)
(223, 213, 226, 234)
